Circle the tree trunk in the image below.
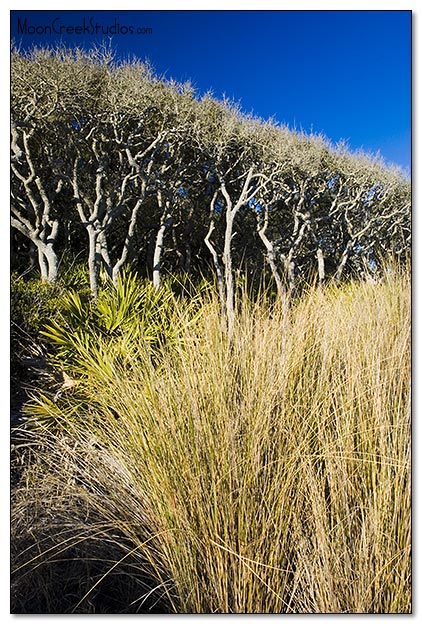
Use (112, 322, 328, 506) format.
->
(45, 246, 59, 283)
(335, 240, 354, 281)
(98, 230, 112, 280)
(257, 214, 284, 297)
(11, 214, 60, 283)
(223, 210, 235, 341)
(152, 223, 165, 290)
(204, 219, 226, 325)
(153, 191, 173, 290)
(217, 168, 254, 341)
(37, 247, 49, 281)
(87, 227, 100, 300)
(153, 215, 173, 290)
(35, 240, 58, 283)
(316, 247, 325, 284)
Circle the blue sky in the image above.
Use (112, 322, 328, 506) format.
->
(10, 9, 411, 173)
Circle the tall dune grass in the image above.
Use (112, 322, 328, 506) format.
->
(11, 270, 411, 613)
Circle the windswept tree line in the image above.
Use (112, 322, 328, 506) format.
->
(11, 47, 411, 320)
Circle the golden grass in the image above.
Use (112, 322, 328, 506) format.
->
(11, 270, 411, 613)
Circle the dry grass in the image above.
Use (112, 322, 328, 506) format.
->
(11, 269, 411, 613)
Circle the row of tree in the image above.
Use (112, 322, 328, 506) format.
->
(11, 46, 411, 330)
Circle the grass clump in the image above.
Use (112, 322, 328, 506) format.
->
(11, 273, 65, 363)
(11, 270, 411, 613)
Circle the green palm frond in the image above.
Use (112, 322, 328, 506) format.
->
(40, 271, 207, 383)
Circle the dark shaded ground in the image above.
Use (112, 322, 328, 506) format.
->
(10, 358, 174, 615)
(11, 356, 55, 424)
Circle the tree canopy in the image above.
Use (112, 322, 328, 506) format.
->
(11, 45, 411, 311)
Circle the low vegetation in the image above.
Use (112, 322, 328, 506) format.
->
(11, 266, 411, 613)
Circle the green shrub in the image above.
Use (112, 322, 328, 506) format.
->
(59, 260, 92, 294)
(11, 273, 65, 367)
(40, 272, 207, 381)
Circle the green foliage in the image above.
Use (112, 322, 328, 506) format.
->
(59, 261, 92, 293)
(41, 271, 208, 381)
(11, 273, 65, 366)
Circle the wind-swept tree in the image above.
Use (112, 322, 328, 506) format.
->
(11, 47, 77, 282)
(11, 45, 411, 303)
(66, 58, 185, 298)
(329, 147, 411, 281)
(194, 99, 285, 337)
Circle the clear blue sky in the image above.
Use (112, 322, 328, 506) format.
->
(10, 9, 411, 173)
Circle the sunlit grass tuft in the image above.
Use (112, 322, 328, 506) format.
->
(11, 269, 411, 613)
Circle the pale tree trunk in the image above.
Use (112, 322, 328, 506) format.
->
(37, 247, 49, 281)
(335, 239, 354, 281)
(206, 167, 270, 341)
(316, 247, 325, 284)
(87, 226, 101, 300)
(11, 214, 59, 283)
(11, 127, 61, 283)
(44, 247, 59, 283)
(41, 219, 60, 283)
(280, 182, 312, 294)
(152, 221, 166, 290)
(284, 207, 309, 295)
(98, 230, 112, 280)
(205, 191, 226, 322)
(257, 208, 284, 297)
(205, 218, 227, 326)
(37, 245, 58, 283)
(220, 168, 254, 341)
(72, 158, 106, 299)
(153, 190, 172, 290)
(222, 209, 235, 337)
(33, 241, 58, 283)
(112, 197, 144, 284)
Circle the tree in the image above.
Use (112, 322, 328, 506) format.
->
(11, 46, 411, 303)
(195, 100, 284, 337)
(11, 48, 75, 282)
